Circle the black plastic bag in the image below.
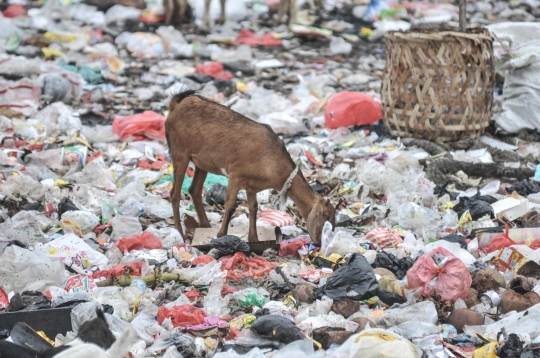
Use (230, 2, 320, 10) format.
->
(497, 332, 524, 358)
(372, 252, 415, 280)
(57, 197, 78, 218)
(374, 287, 406, 306)
(506, 179, 540, 197)
(210, 235, 250, 258)
(453, 195, 494, 220)
(434, 181, 458, 200)
(441, 233, 468, 249)
(206, 183, 227, 205)
(315, 253, 378, 300)
(7, 291, 51, 312)
(251, 315, 305, 343)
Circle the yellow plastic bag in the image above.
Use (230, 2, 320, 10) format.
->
(473, 342, 498, 358)
(333, 329, 422, 358)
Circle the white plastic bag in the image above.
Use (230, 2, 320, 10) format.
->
(0, 245, 65, 293)
(61, 211, 100, 235)
(110, 215, 143, 241)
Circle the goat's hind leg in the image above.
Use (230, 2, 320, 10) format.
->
(189, 167, 211, 228)
(247, 190, 259, 242)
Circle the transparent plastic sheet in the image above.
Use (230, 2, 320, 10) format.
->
(204, 278, 230, 317)
(214, 348, 265, 358)
(0, 210, 45, 244)
(145, 226, 183, 248)
(0, 174, 45, 201)
(145, 333, 196, 356)
(331, 329, 422, 358)
(389, 321, 441, 340)
(143, 194, 174, 219)
(0, 245, 65, 293)
(110, 215, 143, 241)
(378, 301, 438, 327)
(61, 210, 100, 235)
(175, 260, 222, 285)
(131, 311, 155, 344)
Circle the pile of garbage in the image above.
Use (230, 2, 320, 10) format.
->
(2, 0, 540, 357)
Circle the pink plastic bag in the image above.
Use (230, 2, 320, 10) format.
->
(324, 92, 382, 129)
(483, 225, 517, 253)
(258, 210, 293, 227)
(112, 111, 166, 142)
(406, 247, 472, 302)
(365, 228, 403, 249)
(279, 237, 311, 258)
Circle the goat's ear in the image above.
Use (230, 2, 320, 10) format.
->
(307, 200, 325, 245)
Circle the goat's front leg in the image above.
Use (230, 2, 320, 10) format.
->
(217, 0, 226, 25)
(171, 156, 189, 239)
(202, 0, 212, 30)
(164, 0, 174, 25)
(216, 178, 241, 238)
(246, 190, 259, 242)
(276, 0, 287, 26)
(288, 0, 297, 25)
(189, 167, 211, 228)
(175, 0, 188, 25)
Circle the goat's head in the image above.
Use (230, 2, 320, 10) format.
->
(306, 196, 335, 244)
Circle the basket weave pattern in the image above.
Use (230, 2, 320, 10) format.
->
(381, 29, 495, 142)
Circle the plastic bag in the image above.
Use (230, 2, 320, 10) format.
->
(111, 215, 143, 241)
(1, 210, 44, 244)
(379, 301, 438, 326)
(126, 32, 164, 58)
(233, 288, 267, 308)
(372, 251, 415, 280)
(1, 174, 45, 201)
(195, 62, 233, 80)
(332, 329, 422, 358)
(0, 245, 65, 293)
(236, 29, 282, 47)
(210, 236, 250, 258)
(483, 225, 517, 253)
(329, 36, 352, 55)
(145, 333, 196, 356)
(116, 232, 163, 253)
(112, 111, 166, 142)
(316, 253, 378, 300)
(365, 228, 403, 249)
(279, 237, 311, 258)
(324, 92, 382, 129)
(39, 233, 108, 274)
(157, 305, 207, 327)
(203, 278, 230, 317)
(407, 247, 472, 302)
(220, 253, 277, 282)
(61, 211, 100, 235)
(250, 315, 304, 343)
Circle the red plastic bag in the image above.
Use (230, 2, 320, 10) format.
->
(192, 255, 215, 266)
(195, 62, 233, 80)
(220, 253, 277, 282)
(0, 287, 8, 311)
(112, 111, 166, 142)
(324, 92, 382, 129)
(407, 247, 472, 302)
(483, 225, 517, 253)
(236, 29, 282, 47)
(116, 232, 163, 253)
(530, 238, 540, 250)
(93, 262, 145, 279)
(184, 288, 203, 302)
(3, 4, 26, 18)
(157, 305, 207, 327)
(279, 237, 311, 258)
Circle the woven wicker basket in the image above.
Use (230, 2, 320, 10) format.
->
(381, 29, 495, 142)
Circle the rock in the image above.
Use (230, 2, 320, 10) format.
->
(351, 317, 372, 333)
(312, 327, 353, 349)
(296, 283, 315, 304)
(374, 268, 397, 279)
(446, 309, 484, 333)
(465, 288, 481, 308)
(331, 299, 361, 318)
(471, 268, 506, 293)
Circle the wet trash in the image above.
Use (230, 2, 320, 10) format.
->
(210, 235, 250, 258)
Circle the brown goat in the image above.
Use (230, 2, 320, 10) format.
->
(164, 0, 298, 29)
(165, 84, 335, 243)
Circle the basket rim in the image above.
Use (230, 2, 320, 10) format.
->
(385, 28, 493, 42)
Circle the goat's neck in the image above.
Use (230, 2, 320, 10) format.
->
(287, 173, 318, 219)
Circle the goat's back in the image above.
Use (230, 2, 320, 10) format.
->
(166, 95, 296, 191)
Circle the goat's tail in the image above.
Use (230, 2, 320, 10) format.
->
(167, 83, 197, 112)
